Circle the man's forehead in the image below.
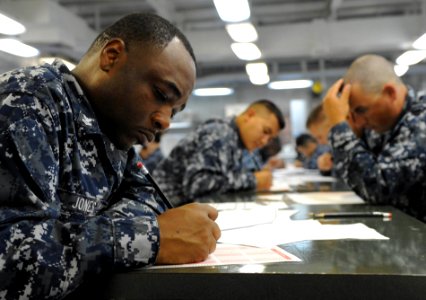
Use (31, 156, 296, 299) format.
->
(266, 114, 281, 133)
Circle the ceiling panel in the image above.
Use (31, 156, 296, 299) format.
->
(0, 0, 425, 86)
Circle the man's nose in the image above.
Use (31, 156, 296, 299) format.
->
(151, 112, 171, 131)
(260, 135, 269, 147)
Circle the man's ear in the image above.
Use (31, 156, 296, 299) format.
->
(99, 38, 126, 72)
(245, 107, 257, 119)
(382, 83, 397, 102)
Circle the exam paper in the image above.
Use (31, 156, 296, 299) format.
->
(270, 168, 337, 192)
(219, 220, 389, 248)
(214, 203, 296, 230)
(257, 194, 286, 202)
(286, 191, 365, 205)
(148, 243, 301, 269)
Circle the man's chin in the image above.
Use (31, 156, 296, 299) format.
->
(110, 136, 135, 151)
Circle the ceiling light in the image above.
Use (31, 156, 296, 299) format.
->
(0, 39, 39, 57)
(193, 87, 234, 97)
(245, 62, 268, 77)
(249, 74, 270, 85)
(231, 43, 261, 61)
(394, 64, 409, 77)
(213, 0, 250, 22)
(396, 50, 426, 66)
(268, 79, 313, 90)
(413, 33, 426, 49)
(0, 12, 26, 35)
(40, 57, 76, 70)
(226, 23, 258, 43)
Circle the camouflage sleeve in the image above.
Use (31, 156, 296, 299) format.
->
(0, 98, 160, 299)
(329, 121, 426, 204)
(181, 133, 256, 200)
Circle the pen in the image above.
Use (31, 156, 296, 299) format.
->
(136, 161, 174, 209)
(252, 154, 262, 171)
(311, 211, 392, 219)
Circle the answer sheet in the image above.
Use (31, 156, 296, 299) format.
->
(148, 243, 301, 269)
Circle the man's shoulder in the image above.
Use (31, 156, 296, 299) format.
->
(0, 64, 60, 96)
(198, 118, 232, 131)
(196, 119, 235, 138)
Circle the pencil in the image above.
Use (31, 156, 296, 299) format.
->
(311, 211, 392, 219)
(136, 161, 174, 209)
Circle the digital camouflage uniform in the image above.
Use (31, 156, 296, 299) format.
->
(302, 144, 331, 169)
(241, 149, 263, 172)
(153, 118, 257, 206)
(329, 89, 426, 222)
(0, 61, 168, 299)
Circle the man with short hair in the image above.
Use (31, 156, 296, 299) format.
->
(295, 133, 330, 169)
(153, 99, 285, 206)
(306, 103, 332, 146)
(306, 103, 334, 173)
(0, 13, 220, 299)
(323, 54, 426, 222)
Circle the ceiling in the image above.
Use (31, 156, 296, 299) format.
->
(1, 0, 426, 87)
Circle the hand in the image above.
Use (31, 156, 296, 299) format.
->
(317, 152, 333, 172)
(322, 79, 351, 127)
(156, 203, 221, 264)
(293, 160, 303, 168)
(254, 169, 273, 191)
(265, 157, 285, 169)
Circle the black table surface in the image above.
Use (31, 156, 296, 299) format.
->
(68, 188, 426, 300)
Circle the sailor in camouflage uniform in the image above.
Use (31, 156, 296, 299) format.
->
(153, 100, 285, 206)
(0, 13, 220, 299)
(323, 54, 426, 222)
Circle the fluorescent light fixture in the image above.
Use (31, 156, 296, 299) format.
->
(213, 0, 250, 22)
(193, 87, 234, 97)
(226, 23, 258, 43)
(249, 74, 270, 85)
(231, 43, 261, 61)
(413, 33, 426, 49)
(268, 79, 313, 90)
(169, 121, 192, 129)
(40, 57, 76, 70)
(394, 64, 409, 77)
(0, 39, 39, 57)
(0, 12, 26, 35)
(246, 62, 269, 85)
(246, 62, 268, 77)
(396, 50, 426, 66)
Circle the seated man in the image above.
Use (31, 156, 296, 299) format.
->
(153, 99, 285, 206)
(0, 13, 220, 299)
(294, 133, 331, 169)
(306, 103, 334, 174)
(323, 54, 426, 222)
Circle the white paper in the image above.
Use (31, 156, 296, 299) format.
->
(219, 220, 389, 248)
(214, 203, 295, 230)
(286, 191, 365, 205)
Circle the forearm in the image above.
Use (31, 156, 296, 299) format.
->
(0, 215, 114, 299)
(183, 169, 256, 200)
(330, 122, 423, 204)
